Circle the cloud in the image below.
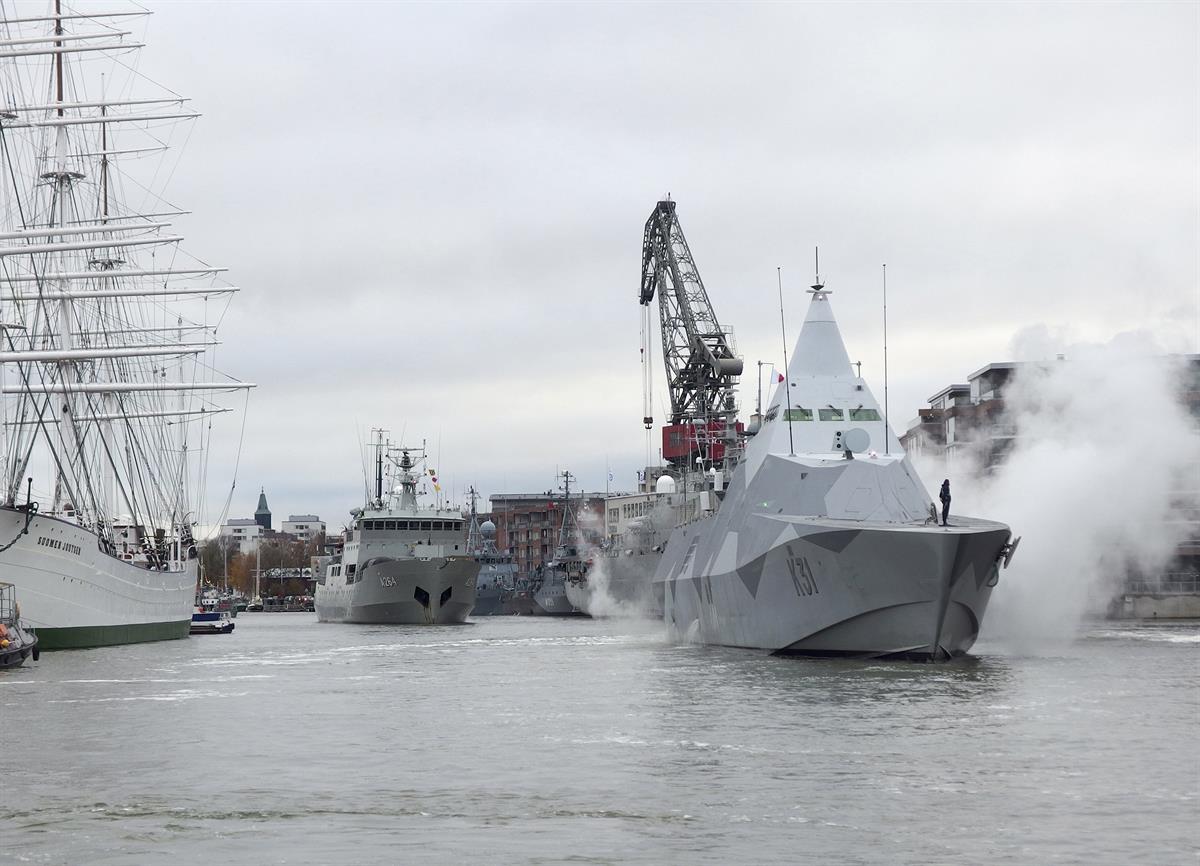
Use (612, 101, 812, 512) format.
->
(112, 1, 1197, 525)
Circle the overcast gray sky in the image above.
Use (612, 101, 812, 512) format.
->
(123, 1, 1197, 532)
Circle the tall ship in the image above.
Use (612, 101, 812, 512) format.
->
(639, 200, 1017, 659)
(466, 487, 516, 616)
(531, 471, 588, 616)
(315, 434, 479, 625)
(0, 3, 252, 648)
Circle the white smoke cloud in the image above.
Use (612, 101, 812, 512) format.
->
(575, 497, 668, 619)
(915, 329, 1198, 648)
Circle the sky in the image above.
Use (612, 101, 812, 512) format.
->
(102, 0, 1198, 534)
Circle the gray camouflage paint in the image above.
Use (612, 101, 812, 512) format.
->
(657, 452, 1010, 658)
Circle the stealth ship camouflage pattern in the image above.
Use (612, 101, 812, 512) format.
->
(657, 285, 1015, 659)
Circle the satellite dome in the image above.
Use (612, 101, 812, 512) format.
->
(480, 520, 497, 537)
(655, 475, 677, 494)
(841, 427, 871, 454)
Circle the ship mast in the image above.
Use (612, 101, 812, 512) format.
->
(0, 3, 254, 556)
(557, 469, 575, 548)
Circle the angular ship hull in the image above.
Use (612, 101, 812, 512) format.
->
(0, 508, 196, 649)
(315, 556, 478, 625)
(659, 486, 1008, 659)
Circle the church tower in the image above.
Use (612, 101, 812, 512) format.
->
(255, 489, 272, 530)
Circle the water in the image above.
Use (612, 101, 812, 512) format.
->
(2, 615, 1197, 865)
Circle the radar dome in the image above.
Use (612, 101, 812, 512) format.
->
(840, 427, 871, 453)
(655, 475, 677, 494)
(480, 520, 497, 537)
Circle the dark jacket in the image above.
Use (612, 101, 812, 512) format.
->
(939, 482, 951, 503)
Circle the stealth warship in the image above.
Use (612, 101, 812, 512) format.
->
(639, 200, 1016, 659)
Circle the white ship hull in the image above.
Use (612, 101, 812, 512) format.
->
(0, 507, 196, 648)
(315, 556, 479, 625)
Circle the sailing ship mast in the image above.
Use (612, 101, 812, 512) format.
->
(0, 1, 253, 564)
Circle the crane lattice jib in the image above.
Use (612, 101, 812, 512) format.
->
(638, 200, 742, 425)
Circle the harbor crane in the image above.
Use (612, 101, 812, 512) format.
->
(638, 199, 744, 470)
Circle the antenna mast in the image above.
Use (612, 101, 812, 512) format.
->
(883, 264, 889, 456)
(778, 267, 794, 457)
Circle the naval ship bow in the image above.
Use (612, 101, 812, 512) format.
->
(315, 432, 479, 624)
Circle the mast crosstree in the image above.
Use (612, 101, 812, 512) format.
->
(0, 1, 252, 564)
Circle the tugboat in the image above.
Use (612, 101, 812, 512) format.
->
(0, 582, 39, 667)
(532, 471, 589, 616)
(315, 433, 479, 625)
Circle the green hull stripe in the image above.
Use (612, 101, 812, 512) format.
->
(36, 619, 190, 650)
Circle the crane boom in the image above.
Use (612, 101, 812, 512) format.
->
(639, 199, 743, 469)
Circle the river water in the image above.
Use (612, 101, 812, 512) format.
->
(1, 614, 1196, 865)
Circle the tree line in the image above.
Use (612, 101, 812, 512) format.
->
(197, 533, 326, 597)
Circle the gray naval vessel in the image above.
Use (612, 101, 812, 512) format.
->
(466, 489, 517, 616)
(315, 437, 478, 625)
(532, 471, 588, 616)
(637, 197, 1016, 659)
(656, 279, 1017, 659)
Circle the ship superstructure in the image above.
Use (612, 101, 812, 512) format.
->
(315, 433, 478, 625)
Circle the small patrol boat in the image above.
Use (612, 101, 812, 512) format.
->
(189, 607, 235, 635)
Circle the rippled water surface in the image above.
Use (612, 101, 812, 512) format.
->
(2, 615, 1197, 865)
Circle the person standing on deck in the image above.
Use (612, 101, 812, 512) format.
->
(939, 479, 951, 527)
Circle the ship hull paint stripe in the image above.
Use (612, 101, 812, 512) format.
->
(36, 618, 190, 649)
